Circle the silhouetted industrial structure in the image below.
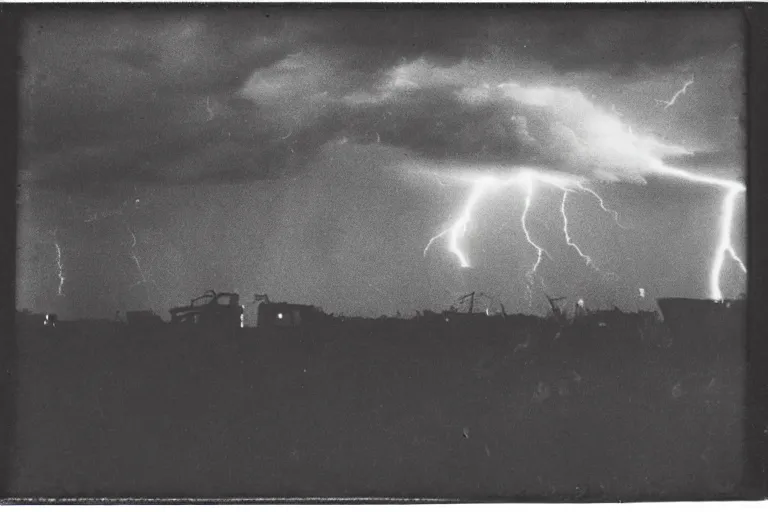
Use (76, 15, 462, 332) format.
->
(169, 290, 244, 329)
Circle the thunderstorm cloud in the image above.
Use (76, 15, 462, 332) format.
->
(22, 8, 743, 190)
(18, 7, 746, 318)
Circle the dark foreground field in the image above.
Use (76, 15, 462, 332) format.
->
(8, 315, 744, 500)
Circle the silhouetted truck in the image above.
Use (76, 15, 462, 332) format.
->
(169, 290, 244, 329)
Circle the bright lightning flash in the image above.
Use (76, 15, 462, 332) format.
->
(648, 164, 746, 301)
(710, 186, 746, 300)
(423, 162, 746, 302)
(424, 170, 605, 290)
(424, 176, 497, 267)
(420, 79, 744, 302)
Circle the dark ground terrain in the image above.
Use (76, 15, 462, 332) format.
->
(7, 313, 745, 500)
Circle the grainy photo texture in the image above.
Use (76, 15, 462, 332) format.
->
(6, 5, 757, 502)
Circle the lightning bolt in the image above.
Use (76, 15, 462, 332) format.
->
(560, 188, 618, 281)
(53, 239, 65, 297)
(520, 173, 546, 282)
(126, 225, 157, 293)
(560, 189, 592, 268)
(656, 77, 694, 110)
(576, 182, 628, 229)
(424, 176, 496, 267)
(705, 184, 746, 301)
(424, 169, 615, 299)
(645, 165, 745, 301)
(419, 78, 744, 304)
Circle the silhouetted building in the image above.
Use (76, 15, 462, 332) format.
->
(257, 302, 323, 328)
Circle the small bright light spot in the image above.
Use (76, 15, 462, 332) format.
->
(639, 288, 646, 298)
(277, 313, 283, 320)
(577, 298, 585, 307)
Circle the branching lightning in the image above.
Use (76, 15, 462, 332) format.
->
(423, 176, 496, 267)
(656, 77, 695, 110)
(648, 163, 746, 301)
(709, 185, 747, 301)
(560, 190, 592, 268)
(560, 189, 618, 281)
(422, 162, 745, 302)
(421, 74, 745, 304)
(576, 182, 627, 229)
(424, 169, 612, 301)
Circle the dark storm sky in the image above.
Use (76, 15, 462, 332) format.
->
(17, 7, 746, 320)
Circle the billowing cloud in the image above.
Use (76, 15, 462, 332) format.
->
(21, 8, 743, 192)
(275, 59, 693, 184)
